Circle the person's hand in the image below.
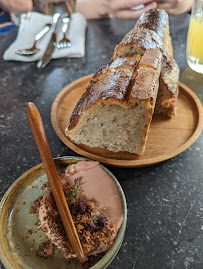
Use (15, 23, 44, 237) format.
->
(109, 0, 157, 19)
(156, 0, 194, 15)
(76, 0, 158, 19)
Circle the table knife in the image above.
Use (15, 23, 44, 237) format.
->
(37, 13, 62, 68)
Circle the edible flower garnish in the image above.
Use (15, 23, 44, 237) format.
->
(90, 211, 108, 231)
(69, 178, 81, 198)
(78, 200, 87, 212)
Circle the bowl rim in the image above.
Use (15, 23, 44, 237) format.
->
(0, 156, 127, 269)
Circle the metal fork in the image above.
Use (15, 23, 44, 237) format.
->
(56, 15, 71, 49)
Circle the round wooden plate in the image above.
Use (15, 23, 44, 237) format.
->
(51, 74, 203, 167)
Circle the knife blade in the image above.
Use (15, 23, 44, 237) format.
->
(37, 13, 62, 68)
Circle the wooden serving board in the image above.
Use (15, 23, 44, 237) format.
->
(51, 74, 203, 167)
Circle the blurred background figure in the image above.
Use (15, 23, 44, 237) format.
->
(0, 0, 195, 19)
(76, 0, 194, 19)
(0, 0, 195, 34)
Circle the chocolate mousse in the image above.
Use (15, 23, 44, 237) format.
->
(38, 161, 123, 259)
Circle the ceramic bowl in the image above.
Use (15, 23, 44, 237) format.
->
(0, 156, 127, 269)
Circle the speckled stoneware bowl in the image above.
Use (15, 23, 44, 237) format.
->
(0, 156, 127, 269)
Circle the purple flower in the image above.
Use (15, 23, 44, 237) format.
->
(90, 222, 98, 230)
(78, 200, 87, 212)
(74, 178, 79, 185)
(98, 214, 108, 228)
(90, 212, 108, 231)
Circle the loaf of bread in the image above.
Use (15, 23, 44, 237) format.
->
(65, 9, 179, 155)
(66, 48, 162, 155)
(112, 9, 179, 117)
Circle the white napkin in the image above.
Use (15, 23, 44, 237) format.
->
(3, 11, 87, 62)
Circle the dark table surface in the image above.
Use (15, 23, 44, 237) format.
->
(0, 13, 203, 269)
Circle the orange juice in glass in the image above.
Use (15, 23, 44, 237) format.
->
(186, 0, 203, 74)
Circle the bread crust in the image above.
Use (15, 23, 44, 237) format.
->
(112, 8, 179, 116)
(136, 9, 169, 40)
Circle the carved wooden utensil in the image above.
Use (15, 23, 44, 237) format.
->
(26, 102, 85, 263)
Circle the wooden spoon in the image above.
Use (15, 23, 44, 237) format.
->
(26, 102, 85, 263)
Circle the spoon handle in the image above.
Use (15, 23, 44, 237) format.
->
(26, 102, 85, 263)
(35, 24, 51, 42)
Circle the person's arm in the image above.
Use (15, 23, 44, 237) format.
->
(0, 0, 32, 13)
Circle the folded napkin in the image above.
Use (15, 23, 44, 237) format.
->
(3, 11, 87, 62)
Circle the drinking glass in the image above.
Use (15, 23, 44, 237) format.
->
(186, 0, 203, 74)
